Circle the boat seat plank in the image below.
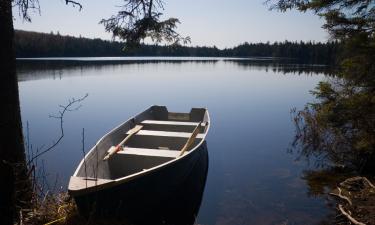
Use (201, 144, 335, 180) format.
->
(127, 130, 205, 139)
(141, 120, 206, 126)
(117, 147, 186, 158)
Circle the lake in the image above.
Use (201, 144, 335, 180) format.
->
(17, 58, 332, 225)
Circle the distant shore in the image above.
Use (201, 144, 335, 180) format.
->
(15, 30, 339, 65)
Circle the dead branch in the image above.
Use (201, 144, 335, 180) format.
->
(329, 187, 352, 205)
(13, 0, 41, 22)
(19, 209, 23, 225)
(338, 204, 366, 225)
(81, 128, 87, 188)
(65, 0, 82, 11)
(13, 0, 82, 22)
(28, 94, 88, 164)
(340, 176, 375, 189)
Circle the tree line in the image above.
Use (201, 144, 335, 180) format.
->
(15, 30, 340, 64)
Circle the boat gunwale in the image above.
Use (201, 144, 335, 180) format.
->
(70, 105, 210, 196)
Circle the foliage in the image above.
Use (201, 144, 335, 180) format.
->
(272, 0, 375, 172)
(13, 0, 189, 48)
(223, 40, 340, 64)
(12, 0, 82, 22)
(100, 0, 190, 48)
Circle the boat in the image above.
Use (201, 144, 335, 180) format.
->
(68, 105, 210, 219)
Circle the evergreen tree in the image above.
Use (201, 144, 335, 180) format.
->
(271, 0, 375, 171)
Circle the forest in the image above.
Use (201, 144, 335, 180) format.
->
(15, 30, 339, 64)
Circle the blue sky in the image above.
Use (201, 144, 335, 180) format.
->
(13, 0, 328, 48)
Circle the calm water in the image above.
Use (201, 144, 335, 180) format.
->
(17, 58, 331, 225)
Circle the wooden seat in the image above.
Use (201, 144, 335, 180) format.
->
(127, 129, 205, 139)
(141, 120, 206, 126)
(117, 147, 185, 158)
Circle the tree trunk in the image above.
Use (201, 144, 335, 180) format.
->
(0, 0, 30, 224)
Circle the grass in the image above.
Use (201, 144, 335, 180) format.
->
(21, 192, 133, 225)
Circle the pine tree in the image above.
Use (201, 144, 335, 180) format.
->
(271, 0, 375, 171)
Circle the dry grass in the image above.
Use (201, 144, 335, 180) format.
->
(20, 192, 133, 225)
(20, 192, 76, 225)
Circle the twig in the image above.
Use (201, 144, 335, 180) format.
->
(28, 94, 88, 164)
(41, 160, 50, 193)
(52, 174, 59, 193)
(27, 165, 35, 178)
(340, 176, 375, 189)
(26, 121, 30, 163)
(329, 187, 352, 205)
(65, 0, 82, 11)
(95, 145, 99, 186)
(42, 190, 49, 203)
(19, 209, 23, 225)
(338, 204, 366, 225)
(81, 128, 87, 188)
(14, 0, 41, 22)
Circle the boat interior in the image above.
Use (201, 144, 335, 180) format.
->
(72, 106, 209, 185)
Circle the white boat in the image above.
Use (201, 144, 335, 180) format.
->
(68, 105, 210, 218)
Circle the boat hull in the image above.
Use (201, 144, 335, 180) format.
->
(73, 141, 208, 223)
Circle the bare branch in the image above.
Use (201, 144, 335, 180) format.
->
(338, 204, 366, 225)
(81, 128, 87, 188)
(13, 0, 40, 22)
(12, 0, 82, 22)
(329, 187, 352, 205)
(65, 0, 82, 11)
(340, 176, 375, 189)
(27, 94, 88, 164)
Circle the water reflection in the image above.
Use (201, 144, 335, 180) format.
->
(16, 58, 332, 82)
(227, 60, 333, 76)
(298, 167, 358, 224)
(304, 168, 356, 195)
(17, 58, 330, 225)
(16, 58, 220, 81)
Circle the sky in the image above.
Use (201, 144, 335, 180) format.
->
(13, 0, 329, 48)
